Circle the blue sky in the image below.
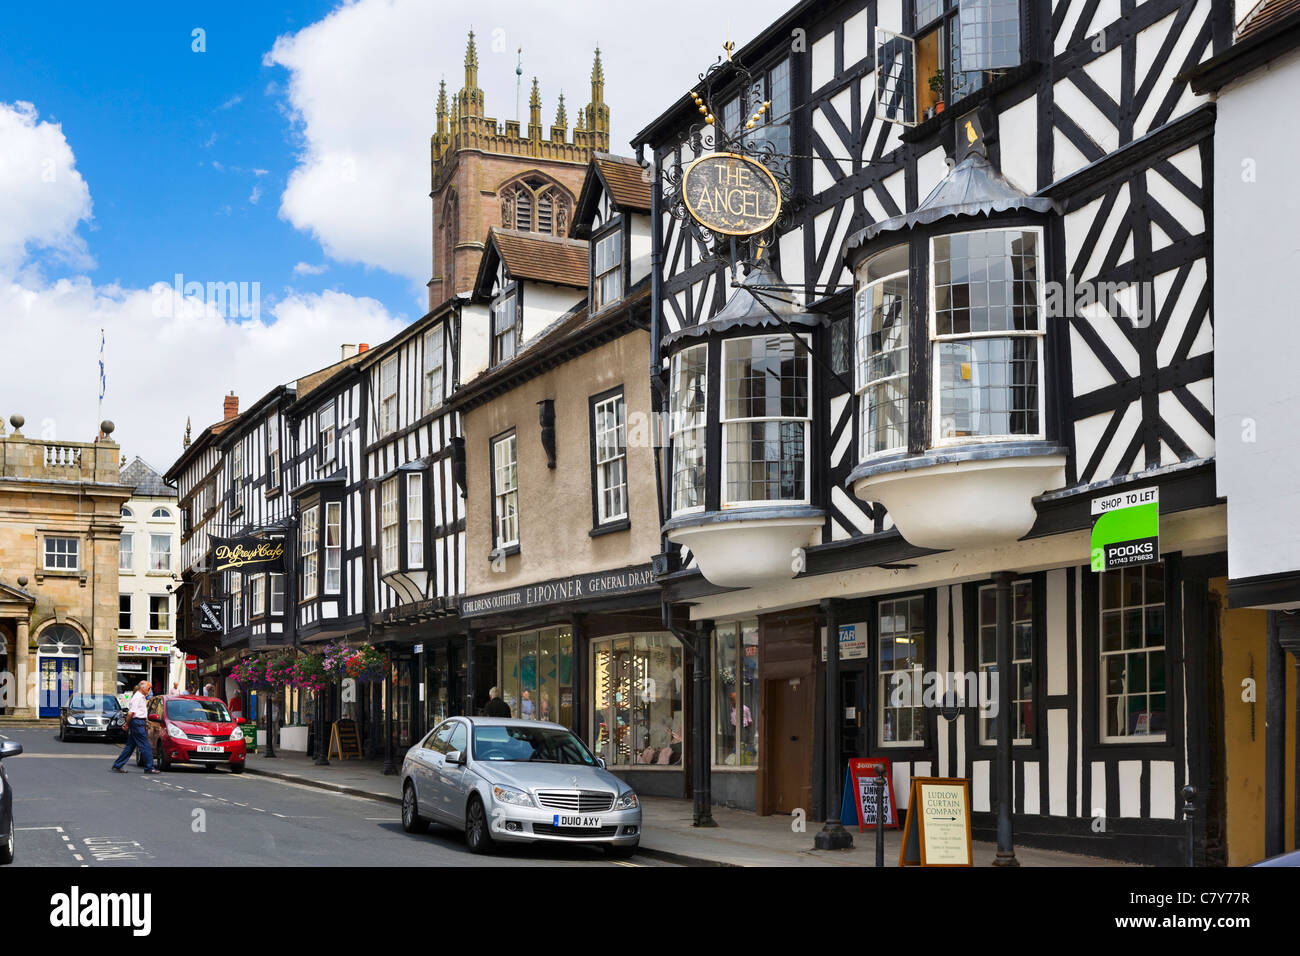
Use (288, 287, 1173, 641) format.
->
(0, 1, 413, 310)
(0, 0, 793, 469)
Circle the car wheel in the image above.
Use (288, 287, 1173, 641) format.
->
(401, 782, 429, 834)
(230, 764, 245, 775)
(58, 724, 66, 743)
(605, 842, 639, 859)
(0, 815, 14, 865)
(156, 743, 170, 772)
(464, 796, 494, 854)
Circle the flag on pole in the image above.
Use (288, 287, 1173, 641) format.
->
(98, 328, 106, 402)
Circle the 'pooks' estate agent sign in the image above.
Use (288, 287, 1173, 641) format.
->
(683, 153, 782, 236)
(1090, 486, 1160, 572)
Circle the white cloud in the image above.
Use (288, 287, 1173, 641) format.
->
(264, 0, 791, 288)
(293, 261, 329, 276)
(0, 276, 408, 472)
(0, 98, 410, 472)
(218, 95, 243, 110)
(249, 185, 262, 205)
(0, 101, 93, 274)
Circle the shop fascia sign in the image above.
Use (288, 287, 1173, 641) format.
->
(117, 641, 172, 655)
(460, 564, 657, 618)
(1090, 486, 1159, 572)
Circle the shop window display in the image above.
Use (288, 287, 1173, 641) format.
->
(590, 633, 684, 768)
(714, 620, 759, 767)
(498, 627, 574, 728)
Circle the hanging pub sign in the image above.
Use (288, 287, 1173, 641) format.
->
(1090, 486, 1159, 572)
(199, 603, 223, 633)
(210, 536, 288, 574)
(682, 152, 782, 236)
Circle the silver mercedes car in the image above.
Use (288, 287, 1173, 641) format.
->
(400, 716, 642, 857)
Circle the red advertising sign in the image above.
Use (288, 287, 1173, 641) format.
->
(847, 758, 898, 831)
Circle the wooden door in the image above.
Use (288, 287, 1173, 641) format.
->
(765, 675, 814, 815)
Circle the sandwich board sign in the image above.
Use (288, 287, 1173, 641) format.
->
(899, 777, 973, 867)
(1090, 486, 1159, 572)
(839, 758, 898, 831)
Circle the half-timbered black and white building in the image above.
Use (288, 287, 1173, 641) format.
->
(635, 0, 1236, 863)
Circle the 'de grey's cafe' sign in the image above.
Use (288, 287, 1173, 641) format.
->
(460, 564, 658, 618)
(683, 152, 782, 236)
(211, 536, 288, 574)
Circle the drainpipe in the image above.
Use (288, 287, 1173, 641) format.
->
(1264, 610, 1285, 858)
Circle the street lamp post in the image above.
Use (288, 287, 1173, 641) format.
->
(815, 598, 852, 850)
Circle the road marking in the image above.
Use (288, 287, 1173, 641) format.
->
(17, 825, 66, 831)
(609, 859, 643, 867)
(82, 837, 153, 862)
(16, 754, 121, 759)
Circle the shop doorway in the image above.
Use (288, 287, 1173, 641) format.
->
(764, 675, 814, 815)
(839, 663, 869, 783)
(37, 625, 83, 716)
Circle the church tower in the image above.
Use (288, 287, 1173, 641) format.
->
(428, 38, 611, 310)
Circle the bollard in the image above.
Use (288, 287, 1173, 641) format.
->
(1181, 785, 1197, 867)
(875, 765, 886, 868)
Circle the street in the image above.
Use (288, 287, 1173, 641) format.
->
(1, 728, 671, 868)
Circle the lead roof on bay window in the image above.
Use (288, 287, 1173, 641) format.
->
(659, 263, 822, 349)
(842, 152, 1058, 258)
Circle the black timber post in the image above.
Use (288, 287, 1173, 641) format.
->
(992, 570, 1018, 866)
(1264, 611, 1286, 858)
(815, 598, 852, 849)
(694, 620, 715, 827)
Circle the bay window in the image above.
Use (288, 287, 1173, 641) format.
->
(722, 334, 810, 506)
(669, 345, 707, 514)
(931, 228, 1044, 442)
(251, 574, 266, 618)
(855, 245, 910, 457)
(381, 477, 399, 573)
(324, 501, 342, 595)
(300, 507, 319, 600)
(231, 572, 243, 627)
(270, 574, 285, 616)
(406, 475, 424, 568)
(713, 620, 759, 767)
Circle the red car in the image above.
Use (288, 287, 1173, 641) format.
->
(145, 695, 248, 773)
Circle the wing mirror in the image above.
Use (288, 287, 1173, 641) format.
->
(147, 714, 163, 723)
(596, 757, 607, 769)
(445, 749, 467, 766)
(236, 717, 247, 725)
(0, 741, 22, 759)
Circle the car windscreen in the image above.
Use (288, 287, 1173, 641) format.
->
(67, 694, 120, 711)
(472, 725, 597, 765)
(166, 699, 232, 723)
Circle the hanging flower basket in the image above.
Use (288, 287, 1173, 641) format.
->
(347, 645, 387, 684)
(230, 657, 273, 690)
(290, 653, 328, 694)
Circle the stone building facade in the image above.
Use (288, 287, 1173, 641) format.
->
(0, 415, 131, 716)
(427, 31, 611, 307)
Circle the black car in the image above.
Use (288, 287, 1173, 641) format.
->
(0, 740, 22, 865)
(59, 694, 126, 742)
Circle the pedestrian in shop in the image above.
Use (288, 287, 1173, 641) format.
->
(520, 689, 534, 719)
(484, 686, 511, 718)
(203, 680, 215, 697)
(111, 681, 159, 774)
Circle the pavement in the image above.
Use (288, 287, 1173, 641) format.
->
(241, 747, 1120, 867)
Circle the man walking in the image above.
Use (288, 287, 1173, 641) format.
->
(484, 686, 511, 718)
(111, 681, 159, 774)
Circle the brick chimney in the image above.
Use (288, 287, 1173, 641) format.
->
(223, 392, 239, 421)
(359, 343, 369, 353)
(341, 344, 358, 360)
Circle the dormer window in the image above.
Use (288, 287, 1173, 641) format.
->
(492, 285, 520, 365)
(592, 227, 623, 313)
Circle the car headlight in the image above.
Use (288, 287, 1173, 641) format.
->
(492, 784, 534, 807)
(68, 716, 84, 725)
(614, 792, 639, 810)
(229, 728, 245, 742)
(166, 722, 189, 740)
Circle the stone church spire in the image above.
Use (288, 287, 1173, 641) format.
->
(460, 30, 484, 118)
